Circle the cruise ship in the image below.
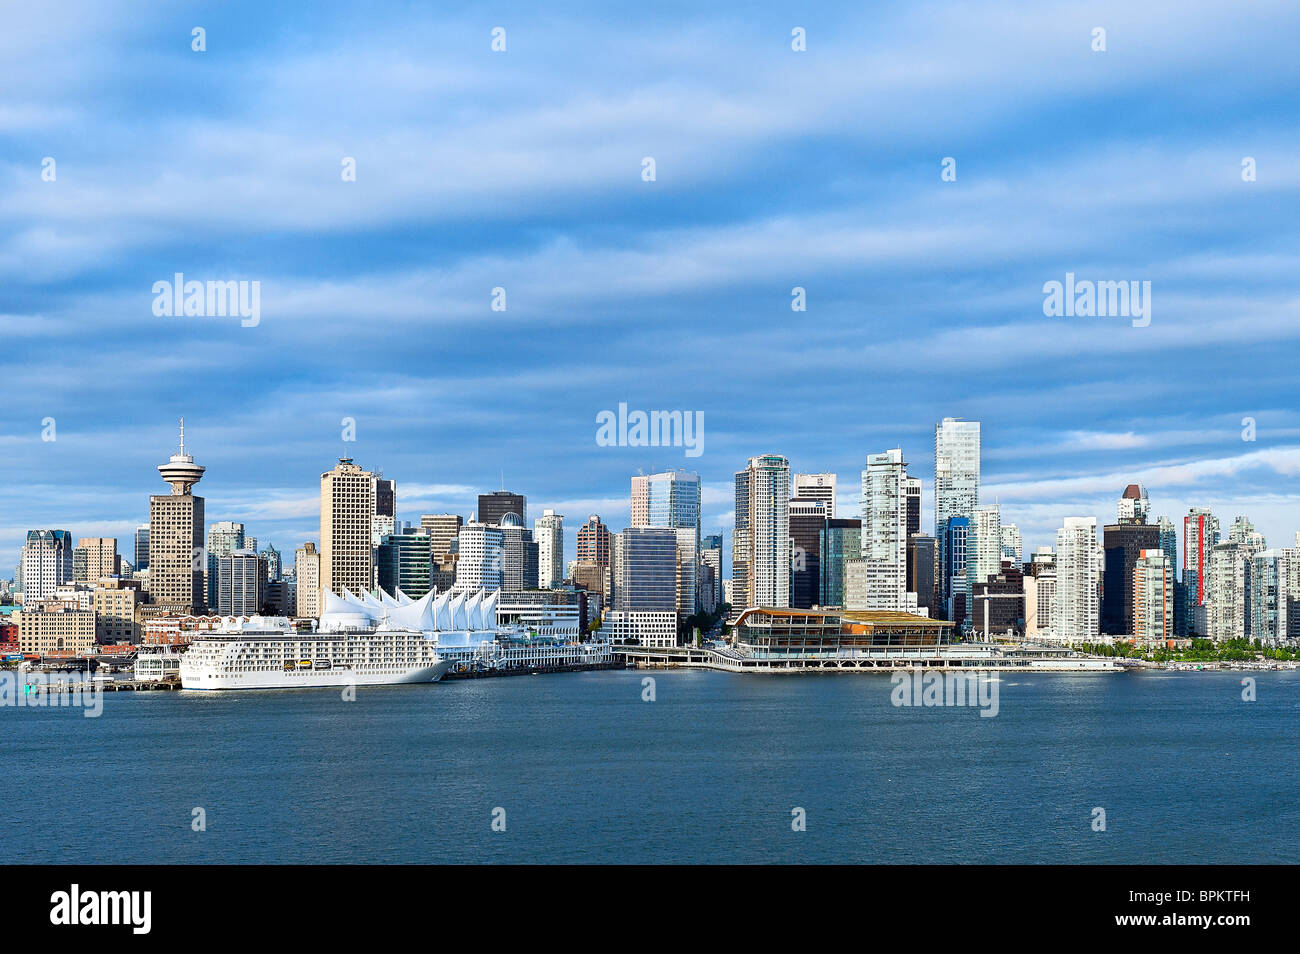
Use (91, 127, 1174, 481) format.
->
(179, 588, 502, 690)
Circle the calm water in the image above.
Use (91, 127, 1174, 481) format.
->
(3, 669, 1297, 864)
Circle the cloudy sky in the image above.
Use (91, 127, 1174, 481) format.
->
(3, 0, 1300, 574)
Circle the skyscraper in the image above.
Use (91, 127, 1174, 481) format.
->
(376, 531, 432, 598)
(934, 418, 980, 621)
(1102, 495, 1160, 634)
(320, 458, 375, 597)
(1053, 517, 1099, 640)
(455, 523, 505, 592)
(999, 524, 1022, 565)
(149, 421, 206, 612)
(20, 530, 73, 603)
(904, 476, 922, 538)
(1184, 507, 1220, 634)
(294, 542, 320, 618)
(134, 525, 150, 573)
(1117, 484, 1150, 524)
(218, 549, 263, 615)
(630, 470, 701, 615)
(206, 520, 245, 609)
(534, 510, 564, 589)
(732, 455, 790, 610)
(1133, 549, 1174, 642)
(73, 537, 118, 583)
(788, 501, 827, 609)
(854, 448, 911, 610)
(478, 490, 526, 528)
(372, 476, 396, 546)
(966, 504, 1002, 595)
(607, 527, 680, 647)
(792, 473, 837, 519)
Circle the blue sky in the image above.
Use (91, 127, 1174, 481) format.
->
(3, 0, 1300, 574)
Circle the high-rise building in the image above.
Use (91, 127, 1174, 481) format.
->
(819, 518, 862, 608)
(94, 577, 143, 643)
(218, 549, 264, 616)
(789, 502, 827, 609)
(260, 543, 281, 582)
(972, 563, 1024, 637)
(907, 534, 937, 617)
(732, 455, 790, 610)
(454, 523, 505, 592)
(999, 524, 1022, 565)
(206, 520, 245, 609)
(420, 514, 464, 567)
(1156, 516, 1178, 581)
(700, 533, 723, 610)
(1133, 549, 1174, 642)
(21, 530, 74, 603)
(607, 526, 679, 647)
(1249, 550, 1288, 644)
(966, 504, 1002, 594)
(855, 448, 912, 610)
(134, 525, 150, 573)
(576, 514, 612, 600)
(1102, 519, 1161, 635)
(372, 477, 396, 546)
(1208, 542, 1250, 641)
(477, 490, 526, 528)
(1183, 507, 1220, 633)
(534, 510, 564, 589)
(1228, 515, 1266, 550)
(630, 471, 700, 615)
(320, 458, 375, 598)
(1023, 547, 1056, 640)
(376, 531, 432, 598)
(1117, 484, 1150, 524)
(74, 538, 118, 583)
(940, 517, 970, 624)
(934, 418, 980, 621)
(294, 543, 320, 618)
(149, 421, 206, 612)
(792, 473, 837, 519)
(904, 477, 922, 538)
(1053, 517, 1099, 640)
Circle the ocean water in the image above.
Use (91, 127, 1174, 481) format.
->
(3, 669, 1297, 864)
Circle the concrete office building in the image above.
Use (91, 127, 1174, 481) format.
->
(294, 543, 321, 618)
(149, 423, 206, 612)
(320, 458, 375, 598)
(792, 473, 837, 519)
(454, 523, 505, 592)
(478, 490, 526, 528)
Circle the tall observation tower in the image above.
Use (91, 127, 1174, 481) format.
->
(157, 418, 206, 494)
(149, 419, 207, 612)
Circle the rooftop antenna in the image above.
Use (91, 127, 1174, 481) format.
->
(179, 417, 185, 455)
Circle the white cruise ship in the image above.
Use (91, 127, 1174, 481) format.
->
(179, 587, 502, 690)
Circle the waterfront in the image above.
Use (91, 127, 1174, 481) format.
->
(4, 670, 1297, 864)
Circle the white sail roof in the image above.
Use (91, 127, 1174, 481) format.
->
(318, 587, 502, 634)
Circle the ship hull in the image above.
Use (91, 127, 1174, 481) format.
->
(181, 659, 451, 690)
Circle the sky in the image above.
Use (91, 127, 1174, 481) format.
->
(3, 0, 1300, 576)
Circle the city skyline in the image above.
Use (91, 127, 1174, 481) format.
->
(6, 2, 1300, 574)
(8, 420, 1300, 580)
